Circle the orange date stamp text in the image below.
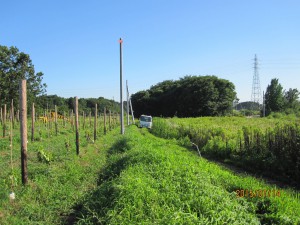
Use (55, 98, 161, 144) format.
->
(235, 189, 282, 198)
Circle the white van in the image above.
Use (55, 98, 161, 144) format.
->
(139, 115, 152, 128)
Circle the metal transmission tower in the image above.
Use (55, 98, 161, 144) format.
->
(251, 54, 262, 109)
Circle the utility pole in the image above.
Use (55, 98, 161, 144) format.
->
(130, 98, 135, 124)
(126, 81, 135, 124)
(119, 38, 124, 134)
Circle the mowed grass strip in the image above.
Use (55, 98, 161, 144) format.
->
(77, 126, 299, 224)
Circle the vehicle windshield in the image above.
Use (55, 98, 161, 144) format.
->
(140, 116, 152, 122)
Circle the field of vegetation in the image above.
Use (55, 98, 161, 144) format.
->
(1, 115, 300, 224)
(150, 115, 300, 187)
(0, 111, 119, 224)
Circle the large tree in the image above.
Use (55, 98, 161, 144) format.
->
(0, 45, 47, 107)
(264, 78, 284, 115)
(131, 75, 236, 117)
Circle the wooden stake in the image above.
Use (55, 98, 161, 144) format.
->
(11, 99, 15, 128)
(94, 104, 97, 141)
(0, 107, 2, 125)
(31, 103, 35, 142)
(83, 111, 85, 129)
(3, 104, 6, 137)
(104, 107, 107, 134)
(89, 111, 92, 128)
(109, 110, 111, 131)
(55, 105, 58, 136)
(48, 110, 52, 131)
(10, 105, 14, 189)
(63, 111, 66, 128)
(71, 110, 74, 131)
(20, 80, 28, 185)
(17, 109, 20, 122)
(74, 97, 79, 155)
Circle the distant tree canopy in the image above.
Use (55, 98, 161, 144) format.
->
(236, 101, 260, 111)
(131, 75, 236, 117)
(0, 45, 47, 107)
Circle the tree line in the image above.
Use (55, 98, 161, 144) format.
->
(2, 44, 299, 118)
(131, 75, 236, 117)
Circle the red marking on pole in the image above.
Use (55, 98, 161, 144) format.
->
(119, 38, 123, 44)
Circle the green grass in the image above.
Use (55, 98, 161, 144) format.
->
(75, 126, 300, 224)
(150, 116, 300, 186)
(0, 118, 117, 224)
(1, 120, 300, 224)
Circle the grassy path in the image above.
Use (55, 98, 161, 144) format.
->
(75, 126, 300, 224)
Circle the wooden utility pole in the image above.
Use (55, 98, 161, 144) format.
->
(20, 80, 28, 185)
(94, 104, 97, 142)
(74, 97, 79, 155)
(129, 98, 135, 124)
(31, 103, 35, 142)
(119, 38, 124, 134)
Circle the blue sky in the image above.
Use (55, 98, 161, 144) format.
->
(1, 0, 299, 103)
